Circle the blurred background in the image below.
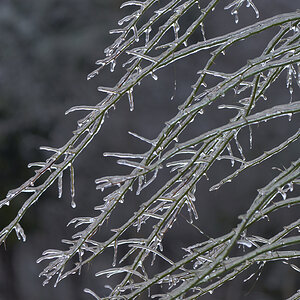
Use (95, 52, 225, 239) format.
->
(0, 0, 299, 299)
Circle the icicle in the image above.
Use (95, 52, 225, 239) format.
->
(127, 88, 134, 111)
(290, 264, 300, 273)
(132, 25, 139, 42)
(118, 14, 136, 26)
(95, 59, 106, 66)
(170, 78, 177, 101)
(277, 187, 286, 200)
(286, 65, 293, 88)
(297, 63, 300, 87)
(57, 172, 63, 198)
(248, 125, 253, 149)
(70, 164, 76, 208)
(14, 223, 26, 242)
(145, 27, 151, 44)
(84, 289, 101, 300)
(136, 168, 159, 195)
(234, 132, 245, 161)
(246, 0, 259, 18)
(226, 143, 235, 167)
(128, 131, 156, 145)
(200, 23, 206, 41)
(39, 146, 62, 154)
(151, 71, 158, 81)
(103, 152, 145, 159)
(112, 240, 118, 267)
(237, 239, 252, 248)
(109, 28, 125, 35)
(172, 21, 180, 40)
(232, 10, 239, 23)
(110, 60, 116, 72)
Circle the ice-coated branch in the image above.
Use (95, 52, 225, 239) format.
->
(1, 0, 299, 298)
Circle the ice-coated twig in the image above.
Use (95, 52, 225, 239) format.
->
(210, 130, 300, 191)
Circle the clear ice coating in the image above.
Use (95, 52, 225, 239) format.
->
(1, 1, 300, 299)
